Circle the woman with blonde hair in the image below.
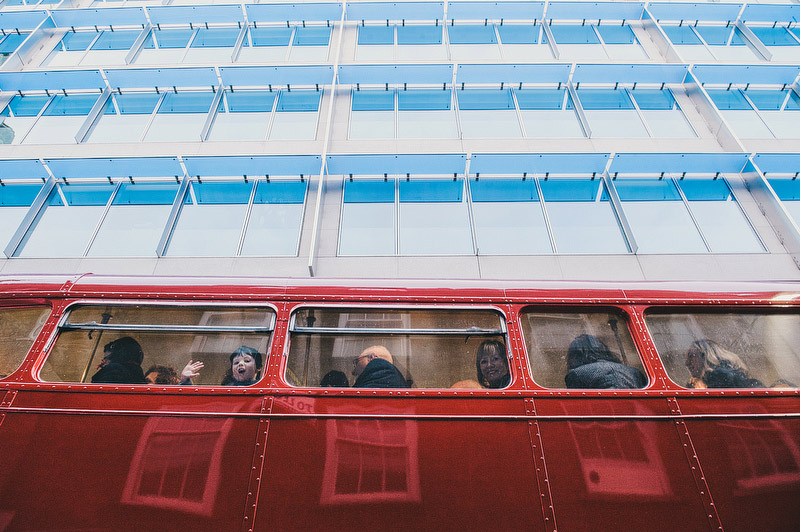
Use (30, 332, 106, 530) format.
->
(685, 339, 763, 389)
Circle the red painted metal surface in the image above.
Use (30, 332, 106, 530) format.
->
(0, 275, 797, 532)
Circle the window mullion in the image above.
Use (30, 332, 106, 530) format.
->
(236, 180, 258, 256)
(156, 175, 191, 257)
(671, 176, 712, 252)
(511, 88, 526, 137)
(601, 172, 638, 254)
(82, 181, 121, 257)
(626, 87, 655, 138)
(18, 94, 54, 145)
(394, 176, 400, 255)
(464, 175, 479, 256)
(533, 177, 557, 254)
(740, 89, 778, 139)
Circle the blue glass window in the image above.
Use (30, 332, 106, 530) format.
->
(43, 94, 99, 116)
(352, 90, 393, 111)
(791, 27, 800, 41)
(189, 181, 252, 204)
(59, 31, 97, 51)
(614, 180, 681, 201)
(663, 26, 702, 45)
(550, 25, 599, 44)
(0, 184, 42, 206)
(745, 90, 790, 111)
(225, 91, 276, 112)
(293, 27, 330, 46)
(597, 25, 637, 45)
(630, 89, 677, 110)
(190, 28, 240, 48)
(5, 95, 50, 117)
(706, 90, 752, 111)
(157, 92, 215, 114)
(788, 91, 800, 111)
(400, 179, 462, 202)
(770, 179, 800, 201)
(497, 25, 538, 44)
(397, 25, 442, 45)
(398, 90, 450, 111)
(470, 179, 538, 202)
(250, 27, 292, 46)
(344, 180, 394, 203)
(515, 89, 565, 110)
(679, 179, 732, 201)
(143, 29, 194, 49)
(0, 34, 27, 54)
(113, 183, 179, 205)
(50, 184, 115, 206)
(111, 93, 161, 115)
(253, 181, 306, 204)
(577, 89, 634, 110)
(276, 91, 320, 112)
(358, 26, 393, 45)
(539, 179, 607, 202)
(448, 25, 496, 45)
(90, 30, 140, 51)
(457, 89, 515, 110)
(749, 26, 799, 46)
(694, 26, 746, 46)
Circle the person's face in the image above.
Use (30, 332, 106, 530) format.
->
(145, 371, 158, 384)
(479, 351, 509, 387)
(352, 349, 375, 377)
(99, 350, 112, 368)
(232, 354, 258, 382)
(686, 349, 705, 378)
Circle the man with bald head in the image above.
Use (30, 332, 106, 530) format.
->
(352, 345, 409, 388)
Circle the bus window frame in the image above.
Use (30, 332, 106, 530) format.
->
(516, 304, 652, 391)
(0, 301, 55, 382)
(642, 305, 800, 392)
(281, 302, 513, 392)
(35, 299, 279, 389)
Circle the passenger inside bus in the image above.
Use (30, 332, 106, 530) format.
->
(476, 339, 511, 389)
(145, 364, 179, 385)
(320, 370, 349, 387)
(564, 334, 647, 389)
(351, 345, 409, 388)
(685, 339, 764, 389)
(91, 336, 148, 384)
(220, 346, 263, 386)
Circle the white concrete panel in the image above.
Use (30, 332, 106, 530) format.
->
(397, 110, 457, 139)
(208, 112, 270, 141)
(23, 116, 84, 144)
(460, 110, 521, 138)
(87, 115, 152, 143)
(349, 110, 394, 139)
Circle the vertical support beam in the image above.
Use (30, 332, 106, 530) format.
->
(641, 7, 684, 63)
(684, 70, 747, 153)
(155, 174, 190, 257)
(200, 83, 224, 141)
(75, 86, 111, 143)
(541, 20, 559, 60)
(125, 23, 152, 65)
(567, 81, 592, 138)
(735, 20, 772, 61)
(4, 175, 56, 258)
(307, 5, 346, 277)
(602, 171, 638, 254)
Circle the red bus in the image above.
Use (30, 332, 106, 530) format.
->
(0, 275, 798, 532)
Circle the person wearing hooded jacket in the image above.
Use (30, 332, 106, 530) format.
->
(352, 345, 409, 388)
(91, 336, 148, 384)
(565, 334, 647, 389)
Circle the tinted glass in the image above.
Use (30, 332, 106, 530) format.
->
(0, 307, 51, 380)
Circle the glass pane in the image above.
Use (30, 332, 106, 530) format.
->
(225, 91, 275, 112)
(721, 110, 773, 138)
(269, 111, 318, 140)
(745, 90, 789, 111)
(358, 25, 393, 45)
(457, 89, 514, 110)
(448, 25, 496, 44)
(585, 110, 648, 137)
(91, 30, 140, 50)
(694, 26, 746, 46)
(293, 26, 330, 46)
(0, 184, 40, 247)
(276, 91, 320, 112)
(522, 309, 647, 389)
(516, 89, 565, 110)
(398, 180, 471, 254)
(0, 307, 51, 380)
(750, 26, 799, 46)
(190, 28, 240, 48)
(471, 180, 550, 254)
(5, 95, 50, 117)
(44, 305, 273, 385)
(157, 92, 215, 114)
(340, 181, 394, 255)
(350, 110, 394, 139)
(240, 181, 306, 256)
(646, 311, 800, 389)
(398, 90, 450, 111)
(114, 93, 161, 114)
(521, 109, 584, 137)
(0, 33, 27, 54)
(60, 31, 96, 51)
(397, 25, 441, 45)
(352, 90, 394, 111)
(398, 110, 457, 138)
(550, 25, 600, 44)
(640, 110, 695, 138)
(287, 308, 504, 389)
(597, 25, 636, 44)
(540, 180, 628, 254)
(498, 24, 537, 44)
(145, 29, 194, 49)
(630, 89, 676, 110)
(43, 94, 98, 116)
(578, 89, 634, 110)
(663, 25, 702, 45)
(250, 27, 292, 46)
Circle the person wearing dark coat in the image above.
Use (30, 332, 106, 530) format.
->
(564, 334, 647, 389)
(321, 370, 349, 387)
(351, 345, 409, 389)
(91, 336, 148, 384)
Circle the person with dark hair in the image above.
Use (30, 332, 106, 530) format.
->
(320, 370, 349, 387)
(685, 339, 763, 389)
(476, 339, 510, 389)
(352, 345, 409, 388)
(220, 346, 263, 386)
(565, 334, 647, 389)
(91, 336, 147, 384)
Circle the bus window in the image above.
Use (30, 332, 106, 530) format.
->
(0, 306, 51, 380)
(40, 305, 274, 386)
(286, 308, 507, 389)
(521, 309, 648, 389)
(646, 311, 800, 389)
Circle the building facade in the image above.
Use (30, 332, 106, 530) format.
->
(0, 0, 798, 281)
